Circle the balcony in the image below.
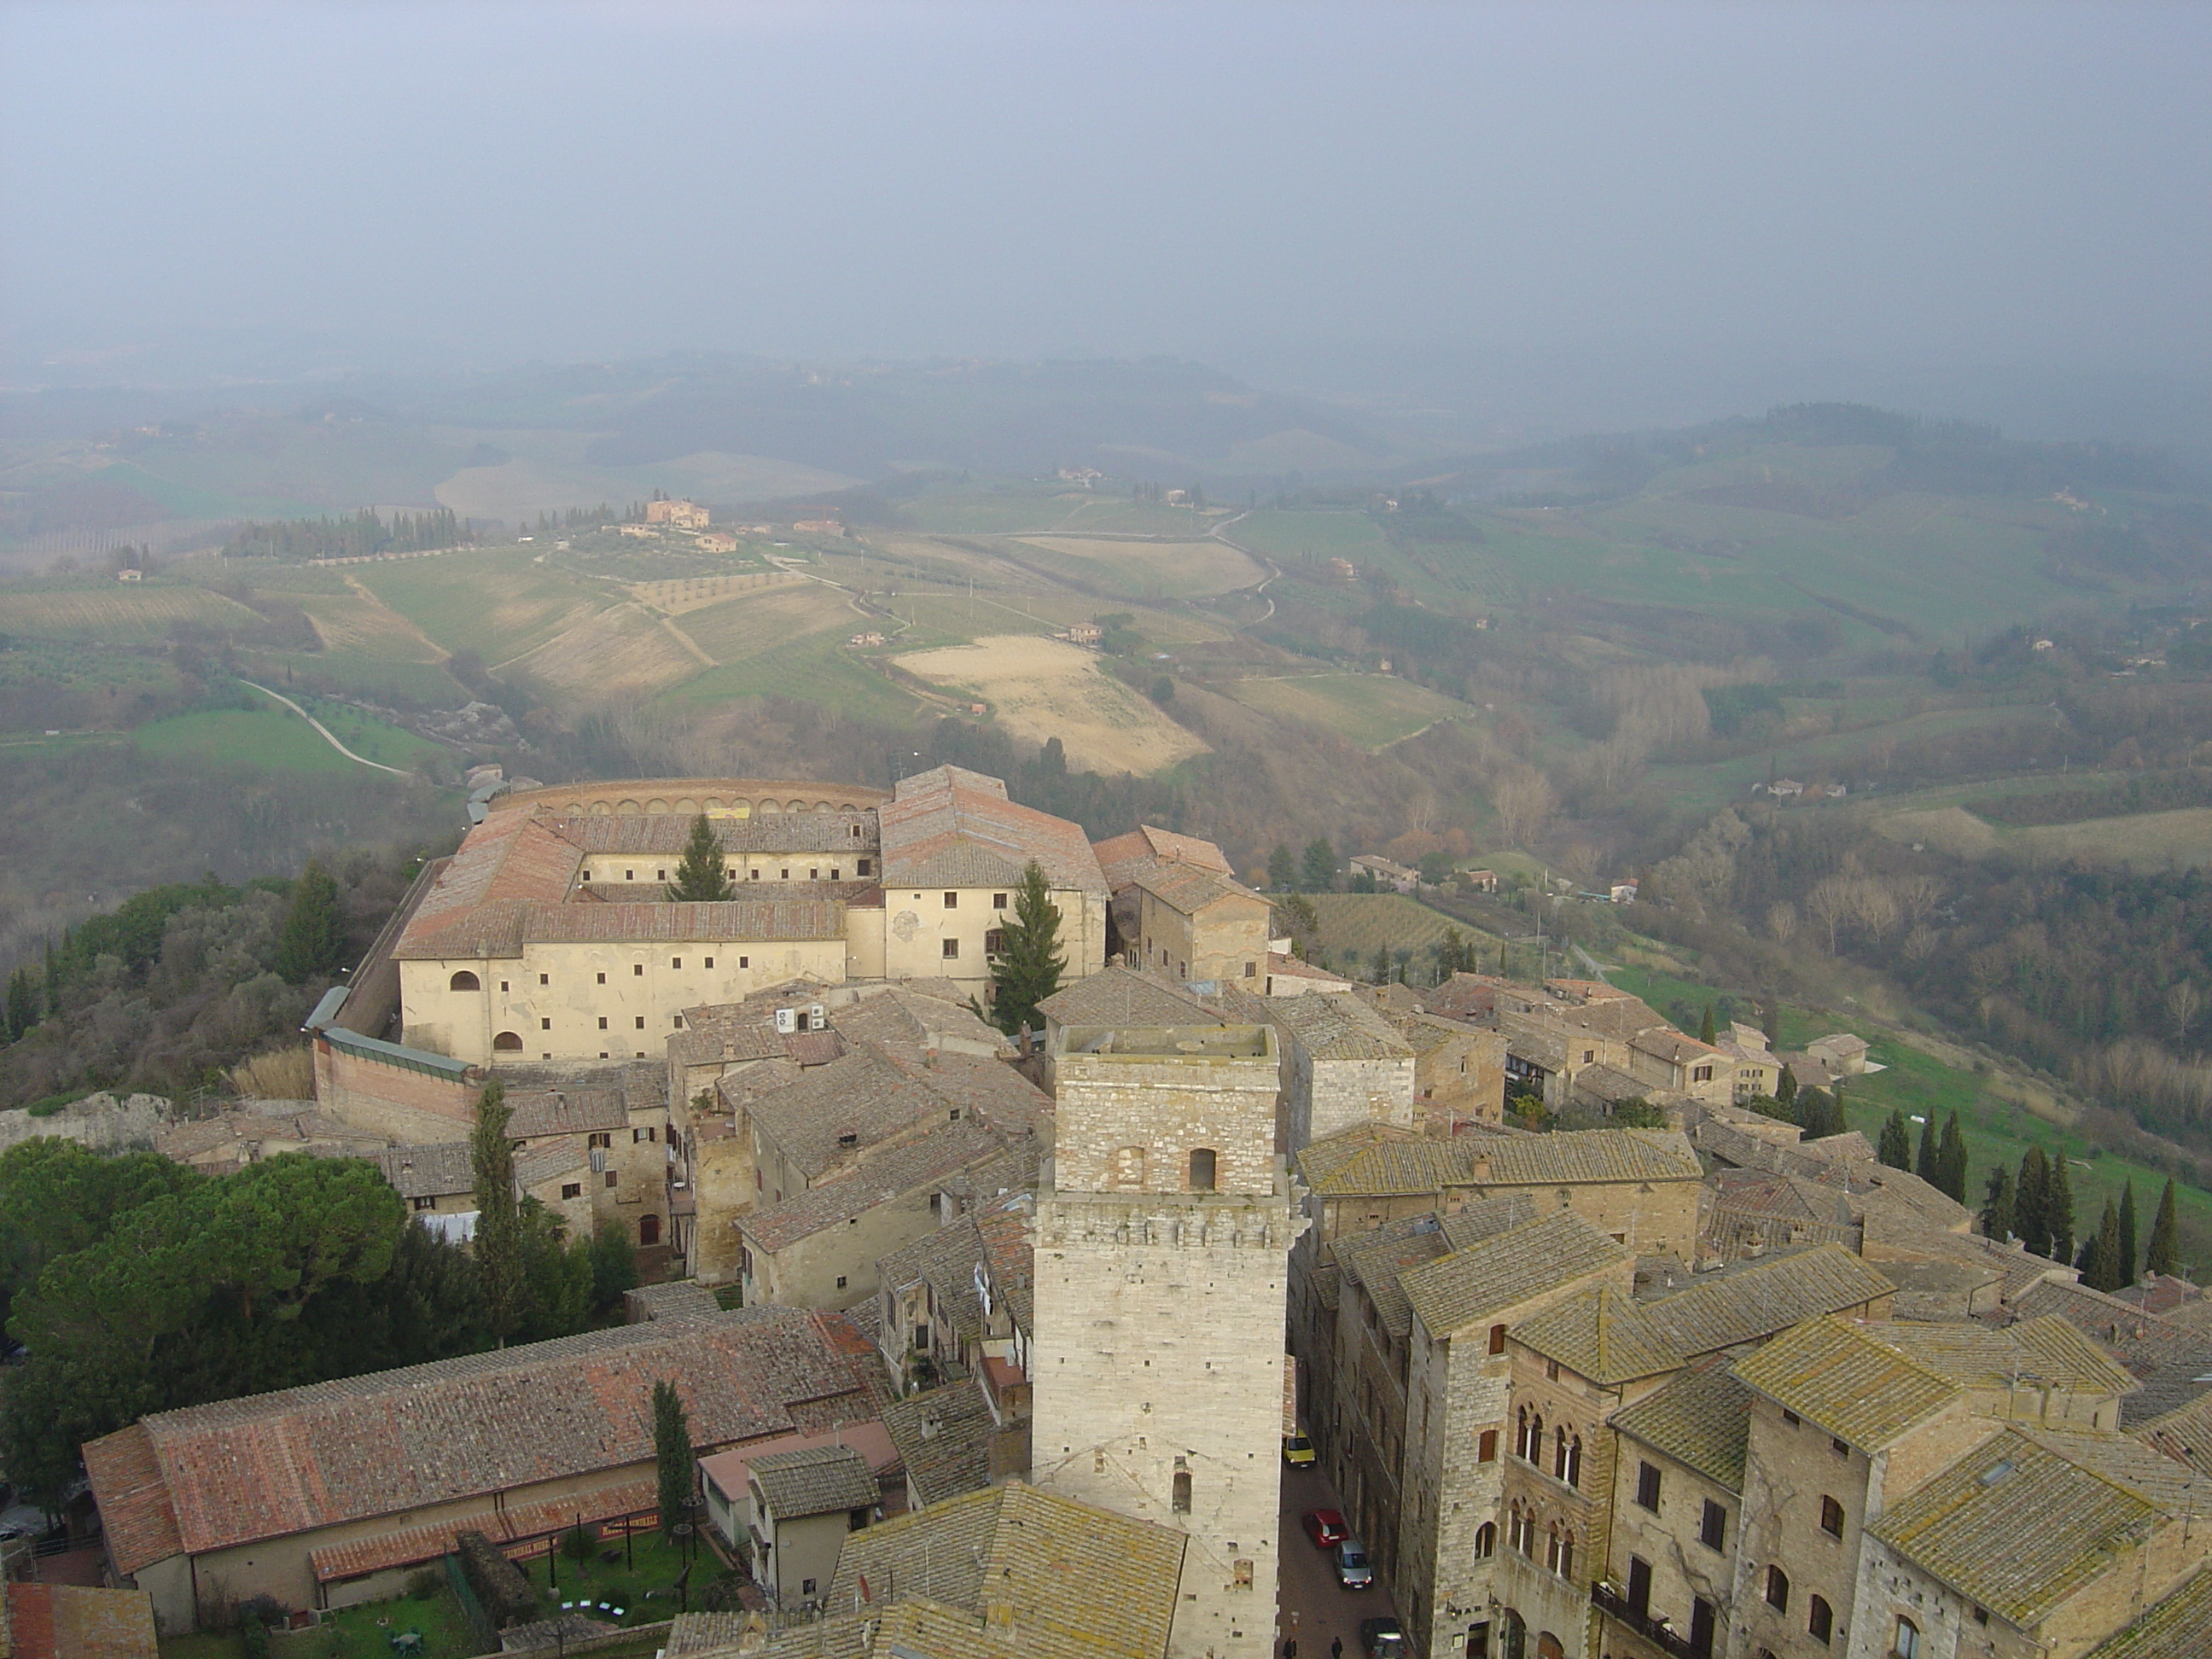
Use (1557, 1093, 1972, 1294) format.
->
(1591, 1581, 1704, 1659)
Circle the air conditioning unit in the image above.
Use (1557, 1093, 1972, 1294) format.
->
(774, 1007, 798, 1034)
(809, 1004, 828, 1031)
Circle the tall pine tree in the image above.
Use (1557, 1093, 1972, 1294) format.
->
(2048, 1153, 2075, 1266)
(1877, 1109, 1913, 1170)
(667, 814, 734, 903)
(3, 966, 38, 1041)
(2082, 1199, 2124, 1292)
(2016, 1148, 2051, 1257)
(471, 1081, 523, 1343)
(1981, 1163, 2014, 1242)
(274, 858, 346, 983)
(2145, 1179, 2181, 1278)
(654, 1377, 696, 1540)
(1776, 1066, 1798, 1111)
(1698, 1004, 1717, 1045)
(987, 860, 1064, 1037)
(2118, 1181, 2139, 1289)
(1936, 1113, 1969, 1202)
(1914, 1113, 1939, 1183)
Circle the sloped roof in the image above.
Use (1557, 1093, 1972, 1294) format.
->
(2136, 1388, 2212, 1476)
(2087, 1564, 2212, 1658)
(504, 1087, 629, 1139)
(1871, 1429, 2171, 1628)
(82, 1307, 882, 1565)
(1877, 1315, 2141, 1401)
(370, 1142, 474, 1200)
(1336, 1214, 1455, 1338)
(1128, 861, 1269, 917)
(1036, 965, 1216, 1031)
(827, 1483, 1184, 1659)
(1296, 1124, 1703, 1196)
(1266, 992, 1412, 1062)
(4, 1582, 160, 1659)
(1637, 1244, 1895, 1358)
(1511, 1284, 1682, 1384)
(749, 1443, 878, 1519)
(881, 1382, 996, 1509)
(739, 1122, 1010, 1253)
(1731, 1317, 1960, 1448)
(1611, 1360, 1755, 1491)
(560, 812, 877, 856)
(1401, 1211, 1633, 1337)
(1091, 826, 1231, 891)
(396, 811, 581, 958)
(879, 766, 1106, 895)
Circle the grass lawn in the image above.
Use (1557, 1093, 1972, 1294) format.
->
(265, 1587, 477, 1659)
(1225, 672, 1467, 750)
(1605, 963, 2212, 1277)
(137, 707, 361, 773)
(510, 1526, 709, 1628)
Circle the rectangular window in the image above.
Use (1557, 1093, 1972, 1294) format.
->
(1699, 1498, 1726, 1551)
(657, 869, 667, 882)
(581, 869, 591, 882)
(1819, 1494, 1845, 1536)
(808, 867, 818, 881)
(704, 956, 713, 968)
(588, 1132, 611, 1148)
(672, 957, 682, 969)
(739, 955, 749, 969)
(943, 891, 958, 908)
(499, 981, 509, 992)
(1627, 1556, 1651, 1616)
(943, 938, 960, 959)
(635, 1016, 646, 1029)
(625, 870, 634, 880)
(1172, 1470, 1191, 1512)
(597, 971, 606, 984)
(1635, 1460, 1662, 1511)
(411, 1195, 434, 1212)
(1831, 1436, 1850, 1458)
(1690, 1599, 1715, 1659)
(561, 1182, 582, 1200)
(1477, 1429, 1497, 1463)
(749, 869, 760, 880)
(539, 973, 550, 986)
(1783, 1409, 1802, 1426)
(858, 858, 871, 876)
(992, 893, 1008, 909)
(539, 1017, 551, 1030)
(672, 1014, 684, 1027)
(635, 1126, 657, 1143)
(835, 1275, 847, 1289)
(605, 1172, 619, 1188)
(985, 928, 1004, 955)
(1245, 961, 1257, 977)
(633, 963, 643, 976)
(599, 1017, 608, 1030)
(830, 870, 840, 882)
(1488, 1323, 1507, 1355)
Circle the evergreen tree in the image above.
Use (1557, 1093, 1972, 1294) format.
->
(1915, 1113, 1939, 1183)
(2119, 1180, 2140, 1288)
(1267, 844, 1297, 890)
(2145, 1179, 2181, 1277)
(1776, 1066, 1798, 1110)
(1877, 1109, 1912, 1170)
(654, 1377, 696, 1540)
(2049, 1153, 2075, 1266)
(1982, 1163, 2014, 1242)
(590, 1216, 639, 1313)
(1936, 1113, 1969, 1202)
(2084, 1199, 2124, 1292)
(1761, 999, 1781, 1045)
(1300, 838, 1337, 893)
(273, 858, 346, 983)
(1698, 1004, 1717, 1045)
(470, 1082, 523, 1343)
(2016, 1148, 2051, 1257)
(667, 813, 734, 903)
(1370, 945, 1391, 986)
(987, 860, 1064, 1036)
(3, 967, 38, 1042)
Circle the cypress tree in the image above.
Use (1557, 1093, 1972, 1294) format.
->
(987, 859, 1065, 1037)
(274, 858, 346, 982)
(654, 1378, 695, 1540)
(470, 1081, 522, 1343)
(1936, 1113, 1969, 1202)
(2016, 1148, 2051, 1257)
(1698, 1004, 1717, 1045)
(1776, 1066, 1798, 1110)
(2119, 1180, 2139, 1288)
(1300, 838, 1336, 893)
(3, 967, 38, 1042)
(2086, 1198, 2124, 1292)
(1915, 1113, 1939, 1183)
(1877, 1109, 1913, 1170)
(667, 813, 734, 903)
(2048, 1152, 2075, 1266)
(2145, 1179, 2181, 1278)
(1981, 1163, 2014, 1242)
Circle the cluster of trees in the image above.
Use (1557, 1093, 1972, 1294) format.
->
(222, 508, 468, 562)
(1974, 1149, 2185, 1291)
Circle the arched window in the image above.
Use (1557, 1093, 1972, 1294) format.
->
(1172, 1470, 1192, 1513)
(1488, 1322, 1508, 1354)
(1516, 1407, 1530, 1460)
(1807, 1595, 1833, 1644)
(1894, 1618, 1920, 1659)
(1473, 1522, 1495, 1560)
(492, 1030, 523, 1052)
(1566, 1435, 1582, 1488)
(1819, 1494, 1845, 1536)
(1530, 1412, 1545, 1457)
(1557, 1530, 1573, 1580)
(1110, 1145, 1147, 1189)
(1554, 1427, 1568, 1479)
(1188, 1148, 1217, 1191)
(1545, 1525, 1560, 1572)
(449, 969, 481, 991)
(1764, 1567, 1790, 1612)
(639, 1214, 661, 1247)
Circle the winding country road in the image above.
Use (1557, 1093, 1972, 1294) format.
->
(238, 681, 414, 776)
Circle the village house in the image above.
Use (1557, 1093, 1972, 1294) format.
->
(645, 498, 712, 529)
(792, 518, 846, 537)
(730, 1443, 881, 1610)
(1128, 862, 1277, 987)
(696, 531, 739, 552)
(1349, 853, 1422, 894)
(1218, 986, 1417, 1153)
(153, 1103, 390, 1175)
(83, 1307, 886, 1633)
(1266, 951, 1356, 997)
(696, 1420, 901, 1585)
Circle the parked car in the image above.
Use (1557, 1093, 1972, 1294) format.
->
(1359, 1615, 1406, 1656)
(1335, 1538, 1374, 1590)
(1301, 1509, 1350, 1548)
(1282, 1433, 1317, 1467)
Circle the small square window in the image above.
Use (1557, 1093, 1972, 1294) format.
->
(942, 938, 960, 959)
(625, 870, 634, 881)
(671, 957, 682, 969)
(1831, 1437, 1849, 1458)
(597, 971, 606, 984)
(992, 893, 1008, 909)
(657, 869, 667, 881)
(561, 1182, 582, 1200)
(633, 963, 643, 976)
(1783, 1409, 1802, 1427)
(835, 1275, 847, 1289)
(749, 869, 760, 880)
(672, 1015, 684, 1027)
(538, 973, 549, 986)
(499, 980, 509, 992)
(540, 1017, 551, 1030)
(411, 1195, 434, 1211)
(830, 869, 841, 881)
(704, 956, 714, 968)
(858, 858, 871, 876)
(581, 869, 591, 882)
(943, 891, 958, 909)
(635, 1016, 646, 1029)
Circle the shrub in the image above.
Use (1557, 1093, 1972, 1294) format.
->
(455, 1529, 535, 1627)
(405, 1567, 442, 1600)
(561, 1522, 598, 1565)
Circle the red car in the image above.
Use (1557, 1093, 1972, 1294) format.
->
(1302, 1509, 1350, 1549)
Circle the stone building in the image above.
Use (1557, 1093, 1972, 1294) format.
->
(1244, 989, 1417, 1154)
(1127, 863, 1275, 987)
(1030, 1021, 1301, 1659)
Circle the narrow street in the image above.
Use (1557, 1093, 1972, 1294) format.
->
(1278, 1462, 1403, 1659)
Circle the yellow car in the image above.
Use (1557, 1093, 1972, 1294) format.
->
(1282, 1434, 1317, 1468)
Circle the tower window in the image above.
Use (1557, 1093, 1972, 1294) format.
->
(1187, 1148, 1217, 1191)
(1819, 1494, 1845, 1537)
(1699, 1498, 1726, 1551)
(1172, 1470, 1191, 1513)
(1765, 1567, 1790, 1612)
(1488, 1323, 1508, 1354)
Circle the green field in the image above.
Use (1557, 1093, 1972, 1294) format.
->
(655, 632, 922, 724)
(0, 581, 256, 641)
(1225, 672, 1467, 749)
(135, 698, 442, 775)
(355, 550, 609, 662)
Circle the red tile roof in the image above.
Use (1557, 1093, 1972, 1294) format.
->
(879, 766, 1105, 894)
(79, 1424, 180, 1577)
(309, 1476, 657, 1584)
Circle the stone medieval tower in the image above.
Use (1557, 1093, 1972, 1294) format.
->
(1031, 1021, 1302, 1659)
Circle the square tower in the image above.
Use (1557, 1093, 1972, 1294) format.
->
(1031, 1023, 1302, 1659)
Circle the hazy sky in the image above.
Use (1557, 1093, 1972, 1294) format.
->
(4, 0, 2209, 386)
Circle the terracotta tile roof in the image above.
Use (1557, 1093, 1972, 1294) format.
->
(307, 1477, 657, 1584)
(515, 1140, 588, 1190)
(370, 1142, 474, 1200)
(742, 1049, 951, 1179)
(1336, 1214, 1456, 1338)
(1512, 1284, 1682, 1384)
(878, 767, 1106, 895)
(1876, 1314, 2142, 1402)
(881, 1382, 996, 1509)
(877, 1217, 990, 1345)
(1037, 966, 1216, 1029)
(738, 1122, 1011, 1252)
(1610, 1359, 1755, 1491)
(84, 1307, 882, 1563)
(2088, 1563, 2212, 1657)
(4, 1583, 159, 1659)
(1265, 992, 1412, 1062)
(1439, 1191, 1540, 1249)
(1128, 862, 1268, 917)
(829, 1482, 1185, 1659)
(1731, 1317, 1961, 1448)
(559, 812, 878, 856)
(79, 1424, 179, 1575)
(1637, 1244, 1896, 1358)
(520, 898, 848, 946)
(504, 1087, 629, 1138)
(1091, 826, 1231, 892)
(750, 1443, 879, 1518)
(2139, 1388, 2212, 1477)
(1401, 1211, 1633, 1337)
(975, 1197, 1035, 1335)
(1871, 1429, 2175, 1628)
(397, 812, 583, 958)
(830, 987, 1010, 1062)
(1296, 1124, 1703, 1196)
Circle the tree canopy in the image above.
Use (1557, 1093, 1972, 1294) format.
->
(667, 814, 734, 904)
(987, 860, 1064, 1037)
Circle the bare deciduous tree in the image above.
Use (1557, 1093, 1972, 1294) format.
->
(1806, 876, 1854, 954)
(1492, 767, 1557, 850)
(1766, 901, 1799, 945)
(2168, 981, 2203, 1052)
